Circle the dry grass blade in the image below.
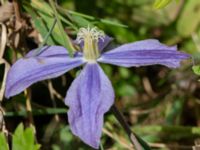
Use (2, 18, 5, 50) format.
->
(102, 128, 134, 150)
(0, 106, 4, 130)
(47, 80, 64, 100)
(0, 2, 14, 22)
(0, 59, 10, 101)
(0, 23, 10, 101)
(0, 23, 6, 58)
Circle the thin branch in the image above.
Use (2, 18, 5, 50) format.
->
(24, 89, 35, 127)
(111, 105, 143, 150)
(13, 0, 21, 22)
(103, 128, 133, 149)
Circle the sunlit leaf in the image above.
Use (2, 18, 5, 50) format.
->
(0, 132, 9, 150)
(177, 0, 200, 37)
(12, 123, 40, 150)
(153, 0, 173, 9)
(192, 65, 200, 76)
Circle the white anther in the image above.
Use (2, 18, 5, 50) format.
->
(76, 26, 105, 43)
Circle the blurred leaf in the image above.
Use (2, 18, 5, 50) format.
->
(6, 108, 68, 117)
(52, 145, 60, 150)
(62, 9, 128, 28)
(119, 68, 130, 79)
(165, 97, 184, 125)
(71, 15, 92, 28)
(177, 0, 200, 37)
(134, 125, 200, 141)
(153, 0, 173, 9)
(0, 132, 9, 150)
(100, 143, 104, 150)
(12, 123, 40, 150)
(101, 64, 113, 77)
(30, 0, 53, 16)
(116, 84, 136, 96)
(192, 65, 200, 76)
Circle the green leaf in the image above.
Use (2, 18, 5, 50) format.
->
(192, 65, 200, 76)
(165, 97, 184, 125)
(62, 10, 128, 28)
(153, 0, 173, 9)
(12, 123, 24, 150)
(71, 15, 92, 28)
(37, 12, 64, 45)
(24, 0, 75, 55)
(116, 84, 136, 96)
(176, 0, 200, 37)
(26, 0, 77, 30)
(119, 68, 130, 79)
(0, 132, 9, 150)
(133, 125, 200, 140)
(49, 0, 74, 56)
(12, 123, 40, 150)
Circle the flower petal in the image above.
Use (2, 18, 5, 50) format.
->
(76, 35, 112, 51)
(98, 35, 113, 51)
(65, 63, 114, 149)
(5, 46, 85, 98)
(98, 39, 190, 68)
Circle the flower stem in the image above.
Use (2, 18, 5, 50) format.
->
(111, 105, 144, 150)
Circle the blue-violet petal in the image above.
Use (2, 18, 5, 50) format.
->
(98, 39, 190, 68)
(5, 46, 85, 98)
(65, 63, 114, 149)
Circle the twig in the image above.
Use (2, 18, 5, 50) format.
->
(48, 80, 64, 100)
(0, 23, 10, 101)
(13, 0, 21, 22)
(0, 59, 10, 101)
(0, 23, 7, 58)
(111, 105, 143, 150)
(0, 106, 8, 137)
(24, 89, 35, 126)
(47, 80, 63, 121)
(103, 128, 133, 149)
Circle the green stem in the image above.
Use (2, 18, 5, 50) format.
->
(39, 18, 57, 48)
(111, 105, 151, 150)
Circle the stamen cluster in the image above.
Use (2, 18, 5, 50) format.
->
(76, 26, 105, 43)
(76, 26, 105, 61)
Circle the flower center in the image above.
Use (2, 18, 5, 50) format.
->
(76, 26, 105, 61)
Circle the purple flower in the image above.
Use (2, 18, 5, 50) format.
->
(5, 27, 189, 149)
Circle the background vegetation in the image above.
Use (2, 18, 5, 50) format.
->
(0, 0, 199, 149)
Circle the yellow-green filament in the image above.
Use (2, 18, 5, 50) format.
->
(76, 26, 105, 61)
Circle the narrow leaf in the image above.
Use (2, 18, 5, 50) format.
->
(49, 0, 74, 56)
(153, 0, 173, 9)
(176, 0, 200, 37)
